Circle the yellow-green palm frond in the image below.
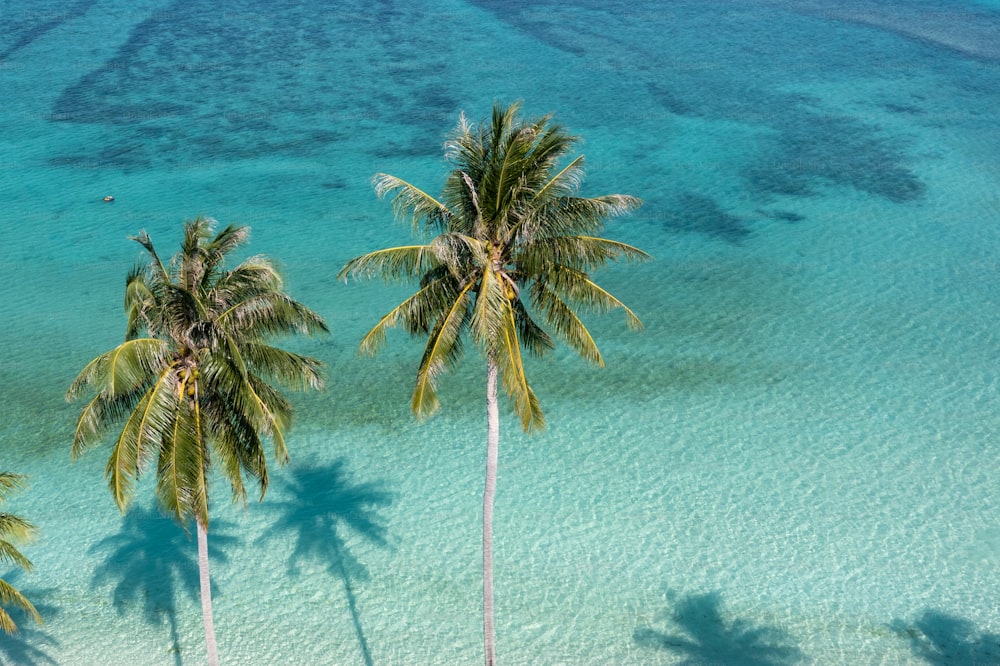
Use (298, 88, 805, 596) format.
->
(470, 267, 508, 352)
(0, 518, 35, 571)
(106, 365, 180, 511)
(201, 348, 292, 468)
(200, 223, 251, 286)
(128, 230, 170, 283)
(517, 235, 651, 274)
(337, 245, 440, 283)
(155, 396, 209, 527)
(0, 472, 40, 635)
(357, 272, 463, 356)
(217, 291, 329, 340)
(240, 343, 324, 391)
(66, 338, 171, 401)
(521, 194, 642, 241)
(544, 265, 644, 331)
(210, 256, 284, 308)
(0, 579, 41, 635)
(531, 155, 586, 203)
(70, 389, 146, 458)
(492, 299, 545, 432)
(431, 233, 488, 276)
(411, 281, 475, 418)
(511, 297, 555, 358)
(373, 174, 452, 233)
(529, 281, 604, 366)
(0, 474, 27, 503)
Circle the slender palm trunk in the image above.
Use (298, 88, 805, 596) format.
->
(483, 358, 499, 666)
(197, 520, 220, 666)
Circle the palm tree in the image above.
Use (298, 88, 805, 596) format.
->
(67, 217, 328, 665)
(0, 472, 41, 635)
(339, 101, 649, 665)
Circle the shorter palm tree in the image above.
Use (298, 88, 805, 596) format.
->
(0, 472, 41, 634)
(67, 217, 328, 665)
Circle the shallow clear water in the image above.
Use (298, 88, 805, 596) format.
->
(1, 0, 998, 664)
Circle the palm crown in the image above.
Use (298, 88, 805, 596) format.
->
(67, 217, 328, 528)
(339, 102, 649, 430)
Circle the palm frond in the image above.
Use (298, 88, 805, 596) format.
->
(216, 291, 329, 340)
(129, 230, 169, 282)
(492, 300, 545, 432)
(522, 194, 642, 240)
(531, 155, 585, 203)
(0, 474, 26, 502)
(106, 365, 179, 511)
(210, 256, 284, 307)
(373, 174, 452, 233)
(530, 281, 604, 366)
(156, 396, 209, 527)
(411, 281, 475, 418)
(511, 297, 555, 358)
(543, 265, 644, 331)
(70, 389, 145, 457)
(0, 579, 41, 634)
(240, 343, 324, 391)
(357, 272, 462, 355)
(470, 267, 507, 352)
(337, 245, 440, 283)
(201, 224, 250, 285)
(0, 524, 35, 569)
(517, 235, 651, 274)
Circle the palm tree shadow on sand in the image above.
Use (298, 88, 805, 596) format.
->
(260, 459, 394, 666)
(890, 610, 1000, 665)
(634, 591, 805, 665)
(89, 505, 239, 666)
(0, 585, 59, 666)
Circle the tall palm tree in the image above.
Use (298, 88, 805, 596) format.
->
(339, 101, 649, 665)
(67, 217, 328, 665)
(0, 472, 41, 635)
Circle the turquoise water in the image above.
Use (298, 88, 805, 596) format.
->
(1, 0, 999, 663)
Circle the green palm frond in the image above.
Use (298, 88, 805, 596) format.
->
(201, 223, 250, 285)
(68, 338, 170, 400)
(156, 397, 209, 527)
(492, 298, 544, 431)
(240, 343, 324, 391)
(70, 389, 144, 457)
(106, 365, 179, 510)
(357, 272, 463, 355)
(373, 174, 452, 233)
(0, 474, 26, 502)
(129, 230, 170, 282)
(217, 291, 328, 340)
(0, 579, 41, 634)
(532, 155, 585, 203)
(529, 281, 604, 366)
(521, 194, 642, 241)
(470, 267, 508, 352)
(211, 257, 284, 305)
(544, 265, 644, 330)
(412, 281, 475, 417)
(0, 473, 40, 635)
(431, 232, 489, 274)
(337, 245, 440, 283)
(518, 235, 650, 273)
(511, 298, 555, 358)
(0, 522, 35, 569)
